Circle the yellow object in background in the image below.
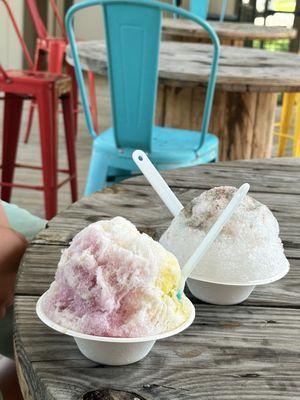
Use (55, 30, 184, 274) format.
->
(277, 93, 300, 157)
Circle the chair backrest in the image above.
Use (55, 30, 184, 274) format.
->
(0, 0, 34, 69)
(25, 0, 48, 40)
(173, 0, 228, 22)
(190, 0, 228, 22)
(49, 0, 67, 38)
(190, 0, 209, 20)
(66, 0, 220, 152)
(26, 0, 67, 40)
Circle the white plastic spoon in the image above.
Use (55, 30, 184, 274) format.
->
(177, 183, 250, 299)
(132, 150, 184, 217)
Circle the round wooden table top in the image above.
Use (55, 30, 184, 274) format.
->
(15, 158, 300, 400)
(66, 40, 300, 93)
(162, 18, 297, 42)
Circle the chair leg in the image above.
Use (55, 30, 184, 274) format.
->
(23, 46, 45, 143)
(23, 101, 36, 144)
(61, 93, 78, 203)
(36, 88, 58, 220)
(293, 94, 300, 157)
(277, 93, 296, 157)
(84, 149, 108, 196)
(66, 64, 78, 137)
(87, 71, 99, 133)
(1, 93, 23, 202)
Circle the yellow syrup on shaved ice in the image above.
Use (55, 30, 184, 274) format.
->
(42, 217, 189, 337)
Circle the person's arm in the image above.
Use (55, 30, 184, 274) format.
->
(0, 202, 9, 228)
(0, 203, 28, 318)
(0, 201, 46, 318)
(0, 227, 27, 318)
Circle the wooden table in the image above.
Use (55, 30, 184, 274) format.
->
(15, 158, 300, 400)
(162, 18, 297, 47)
(66, 41, 300, 161)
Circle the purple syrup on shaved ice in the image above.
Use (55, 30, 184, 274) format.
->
(43, 217, 189, 338)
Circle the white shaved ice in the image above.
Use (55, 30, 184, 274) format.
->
(160, 186, 289, 285)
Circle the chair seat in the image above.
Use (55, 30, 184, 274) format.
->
(93, 126, 218, 171)
(0, 71, 72, 98)
(0, 70, 70, 84)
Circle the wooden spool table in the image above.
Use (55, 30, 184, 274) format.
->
(15, 158, 300, 400)
(66, 41, 300, 161)
(162, 18, 297, 46)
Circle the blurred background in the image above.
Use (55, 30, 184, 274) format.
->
(0, 0, 299, 217)
(1, 0, 299, 71)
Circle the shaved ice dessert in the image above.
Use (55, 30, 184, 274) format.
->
(43, 217, 190, 338)
(160, 186, 289, 285)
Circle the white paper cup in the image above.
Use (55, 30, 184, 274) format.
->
(187, 279, 255, 305)
(187, 268, 289, 305)
(36, 292, 195, 366)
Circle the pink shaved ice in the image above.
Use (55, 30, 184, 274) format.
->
(43, 217, 188, 338)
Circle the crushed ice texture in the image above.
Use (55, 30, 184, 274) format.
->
(43, 217, 188, 337)
(160, 186, 289, 284)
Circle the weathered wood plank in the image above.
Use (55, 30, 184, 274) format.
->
(20, 184, 300, 249)
(16, 184, 300, 303)
(157, 87, 278, 160)
(252, 93, 277, 159)
(15, 241, 300, 306)
(14, 296, 300, 400)
(172, 89, 276, 160)
(66, 41, 300, 92)
(14, 159, 300, 400)
(162, 18, 297, 42)
(122, 159, 300, 194)
(66, 41, 300, 160)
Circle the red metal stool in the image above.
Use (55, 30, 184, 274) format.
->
(0, 66, 77, 220)
(24, 0, 99, 142)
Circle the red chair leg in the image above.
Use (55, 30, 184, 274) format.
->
(1, 93, 24, 202)
(66, 64, 78, 137)
(23, 100, 36, 144)
(87, 71, 99, 134)
(36, 88, 58, 219)
(61, 93, 78, 203)
(23, 46, 44, 143)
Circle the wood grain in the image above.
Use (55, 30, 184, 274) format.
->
(65, 41, 300, 160)
(15, 241, 300, 306)
(14, 296, 300, 400)
(162, 18, 297, 42)
(15, 346, 34, 400)
(66, 41, 300, 93)
(14, 159, 300, 400)
(122, 159, 300, 193)
(156, 87, 277, 160)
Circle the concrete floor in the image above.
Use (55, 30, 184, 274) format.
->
(0, 77, 292, 219)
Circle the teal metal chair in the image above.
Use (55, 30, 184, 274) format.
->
(66, 0, 220, 195)
(174, 0, 228, 22)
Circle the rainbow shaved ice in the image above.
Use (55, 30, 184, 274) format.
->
(43, 217, 189, 338)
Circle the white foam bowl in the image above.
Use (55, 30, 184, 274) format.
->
(36, 292, 195, 366)
(187, 269, 289, 305)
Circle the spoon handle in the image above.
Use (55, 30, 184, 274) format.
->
(132, 150, 184, 217)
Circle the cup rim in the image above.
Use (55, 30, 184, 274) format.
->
(189, 264, 290, 287)
(36, 291, 195, 343)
